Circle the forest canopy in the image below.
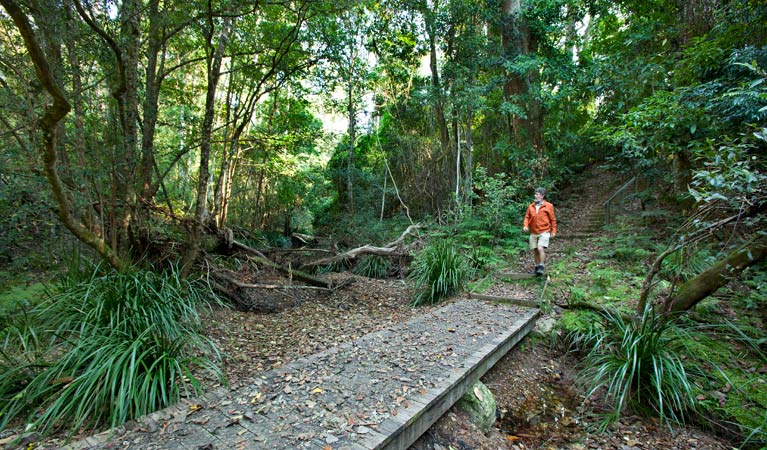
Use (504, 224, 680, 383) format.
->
(0, 0, 764, 272)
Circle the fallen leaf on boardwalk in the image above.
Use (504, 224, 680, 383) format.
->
(189, 403, 203, 411)
(506, 435, 520, 441)
(312, 387, 324, 394)
(323, 446, 332, 450)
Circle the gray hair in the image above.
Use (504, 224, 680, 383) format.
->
(535, 187, 546, 197)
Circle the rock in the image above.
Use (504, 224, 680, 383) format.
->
(533, 316, 557, 335)
(456, 381, 497, 433)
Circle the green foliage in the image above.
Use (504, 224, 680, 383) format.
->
(352, 255, 392, 279)
(558, 310, 602, 340)
(315, 258, 349, 275)
(0, 263, 222, 434)
(736, 265, 767, 311)
(573, 305, 699, 428)
(689, 129, 767, 208)
(464, 245, 505, 275)
(409, 242, 474, 306)
(659, 246, 716, 283)
(470, 166, 522, 232)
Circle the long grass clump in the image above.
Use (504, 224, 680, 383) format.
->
(409, 241, 473, 306)
(0, 263, 222, 434)
(352, 255, 392, 278)
(572, 303, 698, 429)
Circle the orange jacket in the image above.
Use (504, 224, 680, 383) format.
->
(524, 201, 557, 235)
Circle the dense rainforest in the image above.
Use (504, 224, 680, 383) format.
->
(0, 0, 765, 448)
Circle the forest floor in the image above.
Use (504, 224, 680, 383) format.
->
(8, 167, 739, 450)
(194, 168, 737, 450)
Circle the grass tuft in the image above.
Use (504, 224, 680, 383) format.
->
(408, 242, 474, 306)
(572, 303, 698, 429)
(0, 262, 223, 434)
(352, 255, 392, 279)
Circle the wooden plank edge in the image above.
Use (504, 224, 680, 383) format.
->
(467, 292, 539, 307)
(363, 310, 540, 450)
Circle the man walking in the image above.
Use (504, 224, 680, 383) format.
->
(523, 187, 557, 276)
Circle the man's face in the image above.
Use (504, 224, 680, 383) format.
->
(534, 191, 544, 202)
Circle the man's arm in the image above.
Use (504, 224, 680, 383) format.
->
(523, 205, 531, 232)
(549, 204, 557, 236)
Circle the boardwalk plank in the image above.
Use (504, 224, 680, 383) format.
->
(63, 299, 537, 450)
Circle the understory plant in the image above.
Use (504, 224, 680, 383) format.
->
(409, 241, 473, 306)
(0, 262, 222, 435)
(352, 255, 392, 278)
(572, 303, 698, 428)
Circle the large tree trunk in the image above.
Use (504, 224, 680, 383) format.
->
(500, 0, 543, 156)
(1, 0, 126, 270)
(347, 72, 356, 212)
(181, 14, 232, 277)
(663, 234, 767, 313)
(425, 2, 450, 158)
(140, 0, 163, 201)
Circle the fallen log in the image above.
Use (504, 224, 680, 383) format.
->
(214, 271, 330, 291)
(301, 224, 422, 269)
(231, 239, 334, 289)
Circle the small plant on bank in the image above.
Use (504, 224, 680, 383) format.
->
(572, 303, 698, 429)
(352, 255, 392, 278)
(0, 263, 223, 435)
(409, 242, 474, 306)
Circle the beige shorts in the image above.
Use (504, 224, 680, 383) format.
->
(529, 232, 551, 249)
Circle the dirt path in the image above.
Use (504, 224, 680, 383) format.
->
(411, 167, 734, 450)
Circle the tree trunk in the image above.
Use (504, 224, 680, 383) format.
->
(140, 0, 162, 201)
(663, 234, 767, 314)
(181, 14, 232, 277)
(1, 0, 125, 270)
(425, 3, 450, 157)
(463, 111, 474, 204)
(347, 72, 356, 212)
(500, 0, 543, 155)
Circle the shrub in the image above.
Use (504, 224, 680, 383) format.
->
(0, 263, 222, 434)
(409, 242, 474, 306)
(572, 304, 698, 428)
(352, 255, 392, 279)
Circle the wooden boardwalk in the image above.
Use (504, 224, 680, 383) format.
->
(64, 299, 539, 450)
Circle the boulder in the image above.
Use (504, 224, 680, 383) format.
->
(456, 381, 497, 433)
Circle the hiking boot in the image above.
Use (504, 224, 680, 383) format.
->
(535, 264, 545, 276)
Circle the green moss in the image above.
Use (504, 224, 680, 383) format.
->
(715, 371, 767, 441)
(557, 310, 602, 335)
(0, 282, 48, 313)
(467, 275, 495, 293)
(679, 331, 735, 365)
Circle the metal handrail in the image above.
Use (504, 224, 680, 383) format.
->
(603, 176, 637, 224)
